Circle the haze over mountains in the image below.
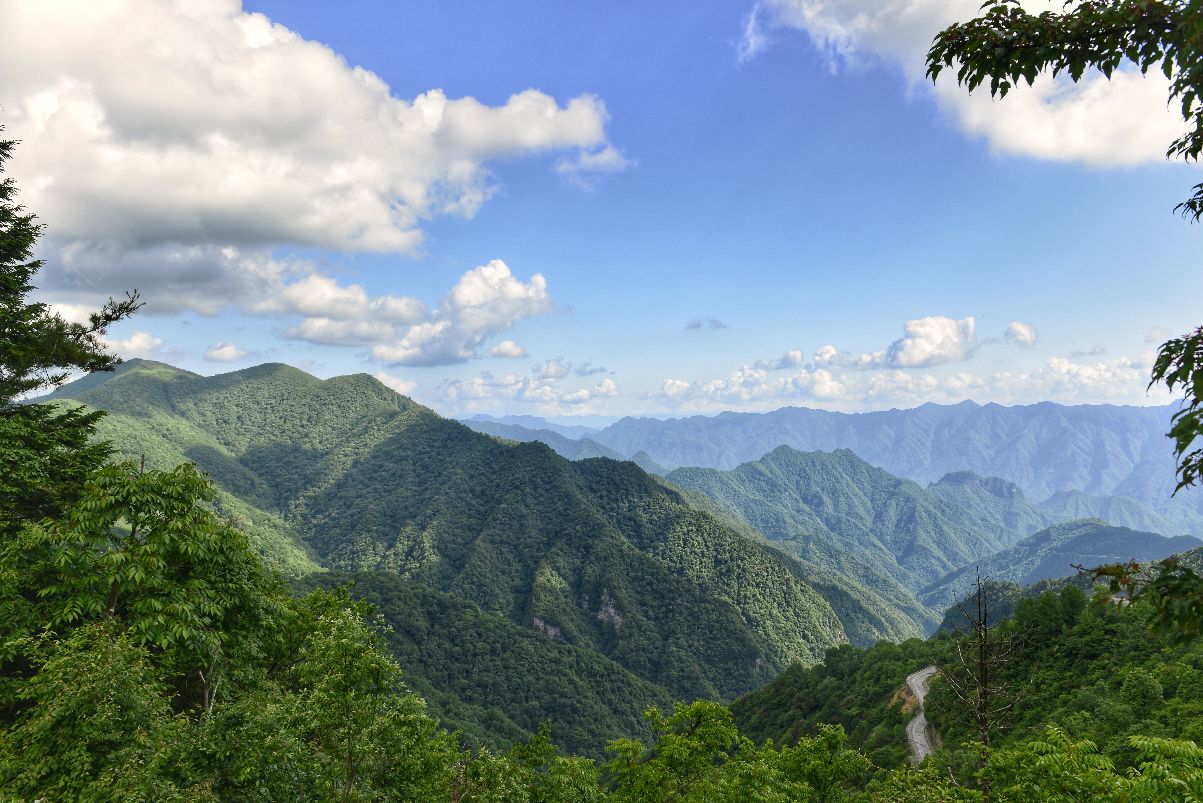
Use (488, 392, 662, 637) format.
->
(464, 404, 1203, 538)
(39, 359, 1201, 755)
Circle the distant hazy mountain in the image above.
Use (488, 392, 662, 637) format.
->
(927, 472, 1055, 544)
(465, 413, 599, 440)
(42, 360, 884, 751)
(462, 418, 671, 476)
(592, 402, 1202, 535)
(920, 519, 1200, 608)
(460, 418, 622, 461)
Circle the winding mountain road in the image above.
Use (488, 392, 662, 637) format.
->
(905, 666, 939, 764)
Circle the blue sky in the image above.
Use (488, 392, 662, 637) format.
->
(4, 0, 1200, 419)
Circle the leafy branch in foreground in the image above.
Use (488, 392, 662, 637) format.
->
(927, 0, 1203, 639)
(1151, 326, 1203, 494)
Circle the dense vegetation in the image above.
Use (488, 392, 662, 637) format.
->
(734, 578, 1203, 799)
(460, 418, 625, 462)
(920, 520, 1197, 608)
(42, 359, 897, 749)
(668, 448, 1021, 620)
(667, 447, 1199, 636)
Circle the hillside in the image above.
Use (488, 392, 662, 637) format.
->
(297, 571, 674, 757)
(666, 447, 1035, 633)
(920, 519, 1200, 608)
(41, 359, 869, 747)
(733, 580, 1203, 780)
(592, 402, 1202, 535)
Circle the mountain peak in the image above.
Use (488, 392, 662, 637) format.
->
(932, 471, 1023, 500)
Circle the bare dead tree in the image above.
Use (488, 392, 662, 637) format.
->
(939, 568, 1019, 803)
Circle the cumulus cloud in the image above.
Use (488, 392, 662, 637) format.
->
(686, 316, 729, 331)
(3, 0, 623, 314)
(489, 340, 527, 359)
(106, 330, 164, 359)
(373, 371, 418, 397)
(370, 262, 551, 365)
(3, 1, 618, 252)
(1005, 321, 1038, 347)
(256, 259, 549, 366)
(755, 349, 805, 370)
(204, 341, 248, 362)
(882, 315, 976, 368)
(440, 361, 621, 414)
(745, 0, 1182, 166)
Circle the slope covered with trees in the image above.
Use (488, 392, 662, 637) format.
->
(40, 359, 859, 723)
(460, 418, 624, 462)
(667, 447, 1042, 634)
(734, 581, 1203, 799)
(920, 520, 1199, 608)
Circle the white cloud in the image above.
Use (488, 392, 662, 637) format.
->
(490, 340, 527, 359)
(373, 371, 418, 397)
(755, 349, 805, 370)
(746, 0, 1183, 166)
(204, 341, 248, 362)
(737, 5, 771, 64)
(1005, 321, 1038, 347)
(440, 362, 621, 414)
(555, 145, 634, 189)
(107, 330, 163, 359)
(4, 0, 623, 315)
(368, 260, 552, 366)
(883, 315, 976, 368)
(655, 351, 1164, 412)
(3, 1, 618, 252)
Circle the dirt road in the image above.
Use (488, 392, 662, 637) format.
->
(905, 666, 939, 764)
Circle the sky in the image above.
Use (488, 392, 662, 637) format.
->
(4, 0, 1201, 421)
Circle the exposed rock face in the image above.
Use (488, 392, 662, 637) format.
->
(595, 589, 623, 632)
(532, 616, 562, 639)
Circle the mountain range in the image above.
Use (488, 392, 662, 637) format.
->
(38, 359, 1202, 754)
(38, 359, 888, 753)
(479, 402, 1201, 537)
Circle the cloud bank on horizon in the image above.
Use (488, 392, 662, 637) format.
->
(2, 0, 1189, 417)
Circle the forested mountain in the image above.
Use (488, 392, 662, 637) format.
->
(40, 359, 884, 751)
(666, 448, 1043, 633)
(461, 417, 669, 474)
(919, 520, 1199, 607)
(926, 471, 1055, 543)
(590, 402, 1202, 535)
(296, 571, 674, 757)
